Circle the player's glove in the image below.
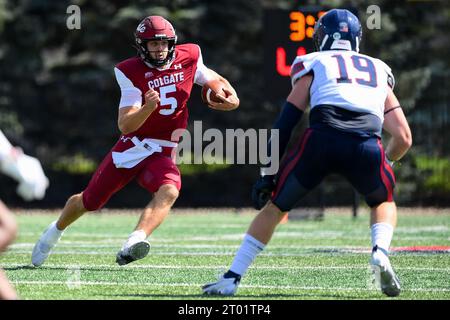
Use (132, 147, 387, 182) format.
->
(252, 175, 276, 210)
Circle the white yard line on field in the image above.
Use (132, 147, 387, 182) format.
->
(7, 243, 450, 257)
(9, 241, 450, 250)
(6, 248, 450, 256)
(18, 230, 448, 241)
(10, 280, 450, 293)
(8, 243, 372, 249)
(4, 250, 345, 256)
(395, 226, 449, 233)
(2, 263, 450, 272)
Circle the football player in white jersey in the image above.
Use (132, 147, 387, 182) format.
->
(0, 200, 17, 300)
(0, 129, 50, 299)
(203, 9, 412, 297)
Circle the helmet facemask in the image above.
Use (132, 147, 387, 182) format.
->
(135, 36, 176, 67)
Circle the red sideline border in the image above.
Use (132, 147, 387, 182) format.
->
(391, 246, 450, 253)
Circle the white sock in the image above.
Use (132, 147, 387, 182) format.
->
(229, 234, 265, 276)
(46, 221, 64, 244)
(371, 223, 394, 253)
(124, 230, 147, 248)
(129, 229, 147, 240)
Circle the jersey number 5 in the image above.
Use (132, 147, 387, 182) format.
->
(332, 54, 378, 88)
(159, 84, 178, 115)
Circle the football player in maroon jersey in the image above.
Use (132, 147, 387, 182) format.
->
(32, 16, 239, 267)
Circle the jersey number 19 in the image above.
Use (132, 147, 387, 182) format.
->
(332, 54, 378, 88)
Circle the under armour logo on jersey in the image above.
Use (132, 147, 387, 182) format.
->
(120, 136, 132, 143)
(145, 72, 153, 78)
(173, 63, 182, 70)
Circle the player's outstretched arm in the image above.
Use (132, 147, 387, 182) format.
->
(205, 69, 240, 111)
(251, 75, 312, 210)
(0, 131, 49, 201)
(275, 74, 312, 159)
(382, 88, 412, 162)
(262, 74, 311, 172)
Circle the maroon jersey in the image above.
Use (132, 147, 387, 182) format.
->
(115, 43, 201, 142)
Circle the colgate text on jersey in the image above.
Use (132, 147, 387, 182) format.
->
(148, 72, 185, 89)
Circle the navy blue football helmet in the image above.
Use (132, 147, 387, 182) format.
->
(313, 9, 362, 52)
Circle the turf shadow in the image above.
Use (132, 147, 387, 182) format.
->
(101, 292, 363, 299)
(3, 264, 37, 271)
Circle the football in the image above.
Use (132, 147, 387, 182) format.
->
(201, 79, 228, 105)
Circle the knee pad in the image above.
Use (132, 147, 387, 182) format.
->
(82, 191, 106, 211)
(272, 174, 310, 212)
(365, 186, 392, 208)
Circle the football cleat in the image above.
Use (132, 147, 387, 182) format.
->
(202, 274, 241, 296)
(31, 222, 63, 267)
(370, 245, 401, 297)
(116, 240, 150, 266)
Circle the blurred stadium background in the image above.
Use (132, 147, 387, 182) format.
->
(0, 0, 448, 210)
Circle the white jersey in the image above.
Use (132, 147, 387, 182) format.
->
(0, 130, 49, 201)
(290, 50, 394, 123)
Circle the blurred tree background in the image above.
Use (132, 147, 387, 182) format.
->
(0, 0, 448, 209)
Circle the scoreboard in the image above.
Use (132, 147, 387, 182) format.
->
(263, 8, 358, 103)
(263, 8, 326, 103)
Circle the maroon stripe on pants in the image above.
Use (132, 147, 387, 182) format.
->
(377, 139, 393, 201)
(383, 154, 396, 185)
(273, 129, 313, 198)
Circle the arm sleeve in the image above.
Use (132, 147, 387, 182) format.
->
(263, 102, 304, 176)
(194, 46, 212, 86)
(114, 67, 143, 109)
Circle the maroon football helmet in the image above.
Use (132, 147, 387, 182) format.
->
(134, 16, 177, 67)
